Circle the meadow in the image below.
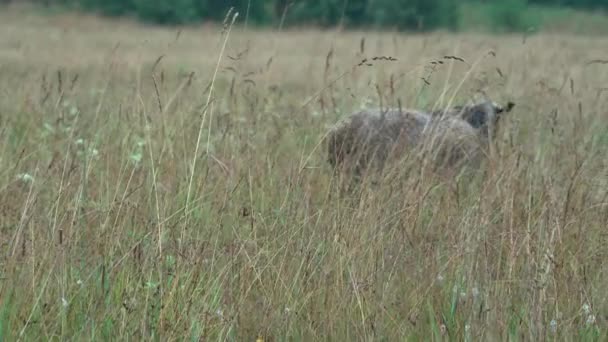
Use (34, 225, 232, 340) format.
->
(0, 6, 608, 341)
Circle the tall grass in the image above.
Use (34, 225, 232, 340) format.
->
(0, 8, 607, 341)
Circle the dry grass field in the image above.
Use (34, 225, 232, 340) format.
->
(1, 5, 608, 341)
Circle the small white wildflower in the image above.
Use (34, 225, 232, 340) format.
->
(436, 274, 444, 284)
(69, 106, 79, 116)
(582, 303, 591, 315)
(43, 122, 55, 134)
(465, 324, 471, 333)
(549, 319, 557, 333)
(61, 297, 68, 308)
(471, 287, 480, 299)
(361, 97, 375, 109)
(16, 173, 34, 183)
(145, 281, 158, 289)
(75, 138, 85, 145)
(76, 279, 83, 286)
(284, 306, 291, 314)
(586, 314, 596, 326)
(130, 152, 143, 164)
(88, 147, 99, 158)
(216, 309, 223, 318)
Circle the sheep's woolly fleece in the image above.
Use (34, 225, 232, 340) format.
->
(326, 100, 513, 177)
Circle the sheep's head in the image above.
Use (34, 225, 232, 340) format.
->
(454, 100, 515, 139)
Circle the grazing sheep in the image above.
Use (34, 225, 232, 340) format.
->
(326, 99, 515, 179)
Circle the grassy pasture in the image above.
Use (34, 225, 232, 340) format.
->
(0, 7, 608, 341)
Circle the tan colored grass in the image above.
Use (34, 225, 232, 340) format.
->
(0, 7, 607, 341)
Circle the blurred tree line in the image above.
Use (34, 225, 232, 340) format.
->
(4, 0, 608, 30)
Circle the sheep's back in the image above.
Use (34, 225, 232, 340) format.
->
(327, 108, 430, 173)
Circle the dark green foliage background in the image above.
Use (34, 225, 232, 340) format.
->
(7, 0, 608, 31)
